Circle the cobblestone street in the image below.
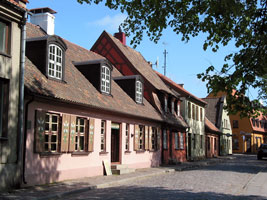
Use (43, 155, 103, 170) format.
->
(62, 155, 267, 200)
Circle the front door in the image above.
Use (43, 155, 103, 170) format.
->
(111, 123, 120, 163)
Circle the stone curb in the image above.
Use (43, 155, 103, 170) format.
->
(4, 157, 234, 200)
(34, 169, 173, 200)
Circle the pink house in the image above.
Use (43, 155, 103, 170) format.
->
(23, 9, 165, 186)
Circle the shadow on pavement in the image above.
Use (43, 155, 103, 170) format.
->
(63, 185, 267, 200)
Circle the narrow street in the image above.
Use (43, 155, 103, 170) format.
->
(62, 154, 267, 200)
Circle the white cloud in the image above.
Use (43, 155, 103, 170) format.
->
(89, 13, 127, 32)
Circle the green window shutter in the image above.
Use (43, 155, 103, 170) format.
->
(157, 127, 161, 151)
(149, 126, 153, 151)
(61, 114, 70, 152)
(68, 115, 76, 152)
(134, 124, 139, 151)
(145, 126, 149, 150)
(35, 110, 46, 153)
(88, 118, 95, 152)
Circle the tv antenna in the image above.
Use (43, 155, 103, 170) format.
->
(162, 42, 168, 76)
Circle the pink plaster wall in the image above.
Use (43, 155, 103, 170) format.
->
(24, 101, 161, 186)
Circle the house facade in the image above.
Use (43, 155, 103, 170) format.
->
(156, 72, 206, 160)
(23, 9, 164, 186)
(203, 97, 233, 156)
(205, 117, 220, 158)
(91, 30, 188, 164)
(0, 0, 27, 191)
(207, 91, 266, 154)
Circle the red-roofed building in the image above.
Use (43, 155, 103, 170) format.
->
(92, 30, 188, 164)
(155, 71, 207, 161)
(205, 117, 221, 158)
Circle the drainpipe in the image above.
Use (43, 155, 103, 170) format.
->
(17, 10, 28, 186)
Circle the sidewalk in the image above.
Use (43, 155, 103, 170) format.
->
(0, 156, 235, 200)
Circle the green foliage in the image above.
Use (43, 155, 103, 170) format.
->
(77, 0, 267, 117)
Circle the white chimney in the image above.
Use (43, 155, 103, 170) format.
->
(30, 7, 57, 35)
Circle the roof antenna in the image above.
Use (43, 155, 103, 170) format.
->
(118, 25, 122, 33)
(162, 42, 168, 76)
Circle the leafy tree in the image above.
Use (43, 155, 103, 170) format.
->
(78, 0, 267, 117)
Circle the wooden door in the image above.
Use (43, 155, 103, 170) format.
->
(111, 127, 120, 163)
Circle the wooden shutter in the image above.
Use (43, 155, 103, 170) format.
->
(157, 127, 161, 150)
(145, 126, 149, 150)
(61, 114, 70, 152)
(88, 118, 95, 152)
(134, 124, 139, 151)
(149, 126, 153, 151)
(68, 115, 76, 152)
(35, 110, 46, 153)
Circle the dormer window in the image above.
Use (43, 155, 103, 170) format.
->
(48, 44, 63, 80)
(136, 80, 143, 104)
(101, 65, 111, 94)
(26, 35, 67, 82)
(171, 100, 174, 114)
(164, 96, 168, 112)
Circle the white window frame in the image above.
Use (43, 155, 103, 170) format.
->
(177, 103, 180, 116)
(101, 65, 111, 94)
(48, 44, 63, 80)
(135, 80, 143, 103)
(164, 97, 168, 112)
(171, 101, 174, 114)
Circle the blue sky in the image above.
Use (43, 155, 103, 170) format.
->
(27, 0, 258, 100)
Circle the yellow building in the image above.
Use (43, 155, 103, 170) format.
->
(207, 92, 267, 154)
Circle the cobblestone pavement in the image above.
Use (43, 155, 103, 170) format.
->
(62, 154, 267, 200)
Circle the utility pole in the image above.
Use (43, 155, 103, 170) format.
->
(163, 49, 168, 76)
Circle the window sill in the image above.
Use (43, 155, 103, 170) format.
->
(47, 76, 66, 83)
(0, 137, 8, 141)
(124, 150, 131, 154)
(71, 152, 90, 156)
(99, 151, 109, 155)
(39, 152, 61, 157)
(0, 52, 11, 58)
(149, 150, 157, 152)
(135, 150, 145, 153)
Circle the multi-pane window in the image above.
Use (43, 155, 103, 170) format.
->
(171, 101, 174, 114)
(0, 78, 9, 138)
(139, 125, 144, 150)
(164, 97, 168, 112)
(135, 81, 142, 103)
(179, 133, 184, 149)
(44, 113, 59, 152)
(163, 129, 167, 149)
(188, 102, 191, 118)
(75, 117, 86, 151)
(192, 104, 195, 120)
(175, 132, 179, 149)
(151, 127, 157, 150)
(101, 120, 106, 151)
(196, 106, 199, 121)
(48, 44, 63, 80)
(200, 108, 203, 121)
(101, 66, 110, 94)
(0, 20, 10, 54)
(125, 124, 129, 151)
(177, 103, 180, 116)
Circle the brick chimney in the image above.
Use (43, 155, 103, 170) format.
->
(30, 7, 57, 35)
(114, 26, 126, 45)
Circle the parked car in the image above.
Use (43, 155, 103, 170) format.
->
(257, 144, 267, 160)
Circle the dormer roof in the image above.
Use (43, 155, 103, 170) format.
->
(25, 23, 162, 122)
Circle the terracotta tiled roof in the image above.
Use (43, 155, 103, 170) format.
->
(205, 117, 221, 134)
(103, 31, 174, 95)
(155, 71, 207, 105)
(6, 0, 27, 10)
(202, 97, 222, 127)
(25, 23, 163, 122)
